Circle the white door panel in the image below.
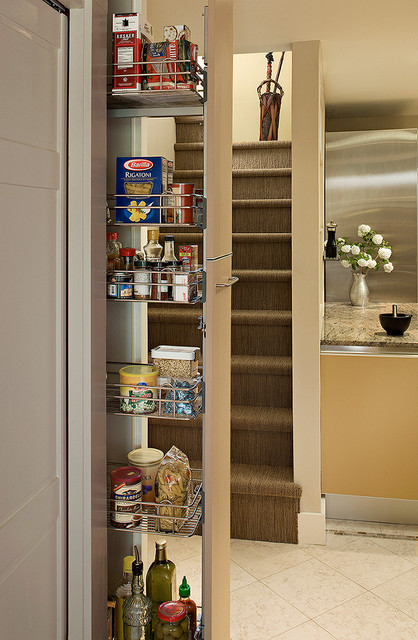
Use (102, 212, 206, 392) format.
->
(0, 1, 67, 638)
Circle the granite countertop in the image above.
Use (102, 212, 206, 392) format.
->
(322, 302, 418, 349)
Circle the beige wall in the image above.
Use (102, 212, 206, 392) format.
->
(321, 353, 418, 500)
(233, 51, 292, 142)
(292, 41, 325, 527)
(147, 0, 206, 49)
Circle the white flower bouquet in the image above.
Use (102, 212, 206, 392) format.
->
(337, 225, 394, 274)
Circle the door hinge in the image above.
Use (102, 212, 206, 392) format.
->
(198, 316, 206, 337)
(195, 197, 207, 229)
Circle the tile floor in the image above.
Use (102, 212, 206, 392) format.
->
(153, 519, 418, 640)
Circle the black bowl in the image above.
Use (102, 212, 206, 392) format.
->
(379, 313, 412, 336)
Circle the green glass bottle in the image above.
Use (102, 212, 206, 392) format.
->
(123, 547, 152, 640)
(146, 539, 176, 632)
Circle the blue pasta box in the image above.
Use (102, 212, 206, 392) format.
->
(116, 156, 168, 223)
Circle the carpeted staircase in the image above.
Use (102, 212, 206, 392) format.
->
(148, 116, 301, 543)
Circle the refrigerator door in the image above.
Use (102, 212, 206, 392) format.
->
(325, 129, 418, 303)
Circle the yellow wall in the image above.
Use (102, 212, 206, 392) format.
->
(233, 51, 292, 142)
(321, 353, 418, 500)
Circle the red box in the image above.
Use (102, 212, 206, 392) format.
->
(143, 40, 198, 90)
(112, 13, 153, 91)
(179, 245, 198, 269)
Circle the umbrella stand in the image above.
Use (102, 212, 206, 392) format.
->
(257, 52, 285, 141)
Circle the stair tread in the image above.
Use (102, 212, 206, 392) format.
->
(233, 232, 291, 242)
(174, 140, 292, 151)
(148, 307, 291, 326)
(175, 115, 203, 124)
(231, 405, 292, 432)
(233, 198, 291, 208)
(173, 168, 291, 178)
(231, 354, 292, 375)
(233, 269, 292, 281)
(231, 463, 302, 499)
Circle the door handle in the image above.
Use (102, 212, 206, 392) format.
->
(216, 276, 239, 288)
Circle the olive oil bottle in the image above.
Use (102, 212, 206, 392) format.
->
(146, 539, 176, 631)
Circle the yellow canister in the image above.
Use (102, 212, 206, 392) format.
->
(127, 447, 164, 502)
(119, 364, 158, 415)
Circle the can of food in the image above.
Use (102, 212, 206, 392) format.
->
(107, 271, 133, 299)
(110, 466, 143, 529)
(168, 183, 194, 224)
(127, 448, 164, 502)
(119, 364, 159, 414)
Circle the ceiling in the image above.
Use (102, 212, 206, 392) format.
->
(233, 0, 418, 118)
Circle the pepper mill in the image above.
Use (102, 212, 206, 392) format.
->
(325, 220, 338, 258)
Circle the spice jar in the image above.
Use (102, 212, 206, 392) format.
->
(110, 466, 143, 529)
(107, 271, 133, 299)
(120, 247, 136, 271)
(134, 260, 151, 300)
(165, 260, 182, 300)
(150, 262, 169, 301)
(154, 602, 189, 640)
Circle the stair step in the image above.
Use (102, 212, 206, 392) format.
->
(231, 354, 291, 375)
(174, 141, 292, 152)
(232, 309, 291, 325)
(231, 463, 301, 499)
(172, 169, 291, 180)
(233, 232, 291, 243)
(231, 405, 292, 432)
(174, 141, 292, 170)
(233, 269, 292, 281)
(233, 202, 291, 234)
(233, 198, 291, 208)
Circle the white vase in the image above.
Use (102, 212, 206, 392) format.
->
(349, 272, 369, 307)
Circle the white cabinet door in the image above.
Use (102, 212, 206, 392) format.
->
(0, 1, 67, 638)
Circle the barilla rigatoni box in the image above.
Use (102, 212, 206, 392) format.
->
(112, 13, 153, 91)
(116, 157, 168, 224)
(142, 40, 198, 90)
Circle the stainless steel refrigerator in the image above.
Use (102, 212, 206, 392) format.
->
(325, 129, 418, 302)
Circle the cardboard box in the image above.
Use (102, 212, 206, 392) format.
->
(163, 24, 191, 41)
(112, 13, 153, 91)
(179, 245, 199, 268)
(116, 157, 168, 224)
(142, 40, 198, 90)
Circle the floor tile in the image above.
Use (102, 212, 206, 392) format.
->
(263, 557, 364, 618)
(315, 592, 418, 640)
(327, 518, 418, 538)
(371, 567, 418, 621)
(319, 538, 414, 589)
(230, 538, 311, 579)
(230, 560, 258, 592)
(230, 581, 307, 640)
(272, 619, 337, 639)
(302, 532, 358, 558)
(373, 536, 418, 564)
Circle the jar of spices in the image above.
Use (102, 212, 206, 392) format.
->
(107, 271, 133, 299)
(134, 260, 151, 300)
(150, 262, 169, 301)
(120, 247, 136, 271)
(154, 602, 189, 640)
(165, 260, 182, 300)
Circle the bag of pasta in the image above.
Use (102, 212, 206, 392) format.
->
(155, 445, 191, 532)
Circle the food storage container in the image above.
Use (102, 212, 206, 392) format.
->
(119, 364, 158, 414)
(154, 601, 189, 640)
(127, 447, 164, 502)
(110, 466, 142, 529)
(151, 346, 200, 379)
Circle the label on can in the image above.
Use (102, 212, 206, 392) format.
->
(120, 382, 156, 414)
(111, 481, 142, 527)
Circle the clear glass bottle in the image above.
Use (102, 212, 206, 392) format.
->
(120, 247, 136, 271)
(162, 235, 177, 262)
(146, 539, 176, 632)
(144, 229, 163, 262)
(114, 555, 135, 640)
(107, 232, 121, 270)
(178, 576, 196, 640)
(123, 548, 152, 640)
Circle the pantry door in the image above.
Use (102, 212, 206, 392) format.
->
(0, 1, 67, 638)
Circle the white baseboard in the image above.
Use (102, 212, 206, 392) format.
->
(325, 494, 418, 525)
(298, 497, 326, 544)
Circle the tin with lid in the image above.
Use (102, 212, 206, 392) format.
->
(110, 466, 143, 529)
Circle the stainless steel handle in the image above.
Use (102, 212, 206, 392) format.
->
(216, 276, 239, 288)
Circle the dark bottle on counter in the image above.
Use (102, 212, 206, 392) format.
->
(325, 220, 338, 258)
(123, 547, 152, 640)
(162, 235, 177, 262)
(178, 576, 197, 640)
(146, 539, 176, 632)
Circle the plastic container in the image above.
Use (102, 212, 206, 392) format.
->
(151, 346, 200, 378)
(110, 466, 143, 529)
(127, 447, 164, 502)
(119, 364, 158, 415)
(154, 602, 189, 640)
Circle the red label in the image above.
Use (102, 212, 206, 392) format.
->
(123, 159, 154, 171)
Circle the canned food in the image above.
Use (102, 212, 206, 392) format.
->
(107, 271, 133, 299)
(168, 183, 194, 224)
(110, 466, 143, 529)
(119, 364, 159, 414)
